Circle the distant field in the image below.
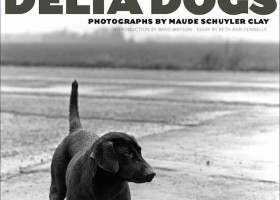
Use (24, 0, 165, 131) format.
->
(1, 42, 279, 71)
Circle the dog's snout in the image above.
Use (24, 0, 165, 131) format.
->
(145, 171, 156, 182)
(147, 172, 156, 179)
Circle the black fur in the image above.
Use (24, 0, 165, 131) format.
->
(49, 81, 155, 200)
(69, 80, 82, 133)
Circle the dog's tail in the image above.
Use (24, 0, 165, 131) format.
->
(69, 80, 82, 133)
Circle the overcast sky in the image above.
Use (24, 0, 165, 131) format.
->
(1, 0, 279, 42)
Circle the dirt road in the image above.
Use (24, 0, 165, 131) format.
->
(1, 66, 279, 200)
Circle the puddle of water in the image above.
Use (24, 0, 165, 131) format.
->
(1, 86, 172, 98)
(113, 88, 172, 97)
(2, 75, 279, 89)
(1, 85, 279, 105)
(204, 91, 279, 105)
(174, 81, 279, 89)
(1, 86, 72, 95)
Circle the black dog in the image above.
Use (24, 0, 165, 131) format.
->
(49, 80, 155, 200)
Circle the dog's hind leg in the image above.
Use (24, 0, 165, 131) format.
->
(49, 144, 70, 200)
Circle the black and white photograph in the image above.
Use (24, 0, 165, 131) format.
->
(1, 0, 279, 199)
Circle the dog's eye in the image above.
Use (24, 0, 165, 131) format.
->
(124, 152, 134, 159)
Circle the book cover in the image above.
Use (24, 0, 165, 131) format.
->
(1, 1, 279, 199)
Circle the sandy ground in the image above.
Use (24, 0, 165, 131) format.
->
(1, 66, 279, 200)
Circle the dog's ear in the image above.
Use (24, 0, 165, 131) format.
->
(90, 141, 119, 173)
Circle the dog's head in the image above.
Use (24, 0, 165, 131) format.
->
(91, 132, 156, 183)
